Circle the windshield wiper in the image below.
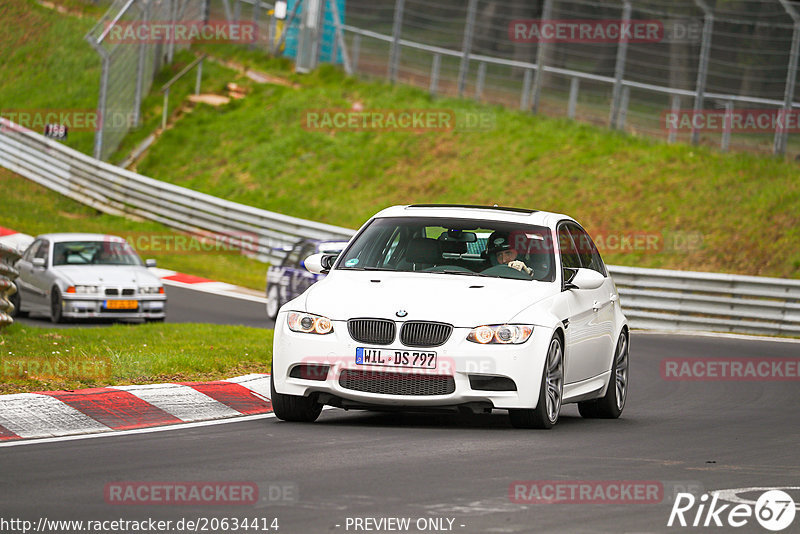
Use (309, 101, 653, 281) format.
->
(435, 270, 492, 277)
(340, 266, 396, 271)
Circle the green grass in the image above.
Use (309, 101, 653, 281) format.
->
(0, 322, 272, 394)
(0, 167, 269, 290)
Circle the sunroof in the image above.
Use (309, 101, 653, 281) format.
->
(406, 204, 537, 214)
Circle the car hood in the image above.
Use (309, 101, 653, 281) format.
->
(302, 271, 557, 327)
(51, 265, 161, 287)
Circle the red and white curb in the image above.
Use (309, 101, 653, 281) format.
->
(0, 226, 266, 303)
(0, 373, 272, 441)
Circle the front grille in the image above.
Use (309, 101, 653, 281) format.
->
(105, 288, 118, 296)
(347, 318, 396, 345)
(400, 321, 453, 347)
(122, 288, 135, 296)
(339, 369, 455, 396)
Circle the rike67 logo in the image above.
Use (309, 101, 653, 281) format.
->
(668, 488, 797, 531)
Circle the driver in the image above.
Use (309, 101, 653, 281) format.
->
(486, 232, 533, 276)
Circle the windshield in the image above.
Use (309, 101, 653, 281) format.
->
(52, 240, 143, 266)
(336, 217, 555, 281)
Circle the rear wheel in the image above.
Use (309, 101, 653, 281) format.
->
(579, 330, 629, 419)
(266, 285, 280, 321)
(270, 372, 322, 422)
(509, 334, 563, 429)
(50, 287, 64, 323)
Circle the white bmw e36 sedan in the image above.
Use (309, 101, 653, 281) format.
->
(271, 204, 629, 429)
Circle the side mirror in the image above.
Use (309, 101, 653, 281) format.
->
(145, 259, 157, 268)
(303, 253, 337, 275)
(567, 268, 605, 290)
(32, 257, 46, 268)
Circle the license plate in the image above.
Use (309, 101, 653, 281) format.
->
(355, 347, 437, 369)
(104, 300, 138, 310)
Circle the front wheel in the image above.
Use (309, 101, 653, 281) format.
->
(50, 287, 65, 323)
(270, 372, 322, 422)
(266, 285, 280, 321)
(8, 287, 27, 318)
(509, 334, 563, 429)
(578, 330, 629, 419)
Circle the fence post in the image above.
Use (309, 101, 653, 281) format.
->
(520, 68, 532, 110)
(329, 0, 352, 75)
(250, 0, 260, 50)
(195, 57, 203, 95)
(167, 0, 176, 64)
(430, 53, 441, 96)
(93, 49, 109, 160)
(352, 34, 361, 71)
(457, 0, 478, 97)
(531, 0, 553, 112)
(775, 0, 800, 156)
(133, 0, 150, 127)
(668, 94, 680, 144)
(609, 0, 632, 129)
(567, 76, 579, 119)
(692, 0, 713, 145)
(617, 85, 630, 130)
(388, 0, 405, 82)
(475, 62, 486, 100)
(721, 100, 733, 152)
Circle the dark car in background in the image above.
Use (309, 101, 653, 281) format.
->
(266, 239, 348, 320)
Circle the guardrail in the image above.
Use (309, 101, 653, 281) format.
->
(1, 118, 798, 336)
(0, 118, 354, 265)
(0, 243, 22, 328)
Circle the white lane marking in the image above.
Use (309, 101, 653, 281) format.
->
(0, 412, 277, 447)
(224, 374, 271, 399)
(161, 279, 268, 304)
(0, 393, 111, 439)
(632, 329, 800, 344)
(147, 267, 178, 278)
(110, 383, 241, 422)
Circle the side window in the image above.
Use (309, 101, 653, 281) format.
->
(568, 224, 607, 276)
(34, 240, 50, 263)
(557, 225, 582, 285)
(283, 243, 303, 268)
(23, 240, 42, 262)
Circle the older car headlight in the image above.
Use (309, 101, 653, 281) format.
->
(467, 324, 533, 345)
(140, 286, 164, 294)
(67, 285, 100, 294)
(288, 312, 333, 335)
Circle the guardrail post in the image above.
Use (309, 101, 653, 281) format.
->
(609, 0, 632, 129)
(691, 0, 713, 145)
(162, 88, 170, 130)
(520, 68, 532, 110)
(721, 100, 733, 152)
(668, 94, 680, 144)
(457, 0, 478, 97)
(567, 76, 579, 119)
(775, 0, 800, 156)
(429, 53, 441, 96)
(531, 0, 553, 112)
(388, 0, 405, 83)
(475, 62, 486, 100)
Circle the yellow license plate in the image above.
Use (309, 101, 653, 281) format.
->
(105, 300, 138, 310)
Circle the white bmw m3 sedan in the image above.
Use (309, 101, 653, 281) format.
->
(271, 204, 629, 429)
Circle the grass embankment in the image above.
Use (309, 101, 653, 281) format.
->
(0, 167, 269, 290)
(0, 322, 272, 394)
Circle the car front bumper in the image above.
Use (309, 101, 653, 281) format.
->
(272, 313, 553, 411)
(59, 294, 166, 320)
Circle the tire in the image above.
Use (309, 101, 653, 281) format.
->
(509, 334, 564, 429)
(8, 287, 27, 318)
(50, 287, 65, 323)
(270, 372, 322, 423)
(266, 285, 280, 321)
(578, 330, 629, 419)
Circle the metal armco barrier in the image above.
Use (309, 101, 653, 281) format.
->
(1, 118, 798, 336)
(0, 118, 354, 265)
(0, 243, 22, 328)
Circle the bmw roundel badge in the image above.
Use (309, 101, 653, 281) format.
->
(396, 309, 408, 317)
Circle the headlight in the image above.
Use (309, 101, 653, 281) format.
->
(288, 312, 333, 335)
(467, 324, 533, 344)
(140, 286, 163, 294)
(70, 285, 100, 294)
